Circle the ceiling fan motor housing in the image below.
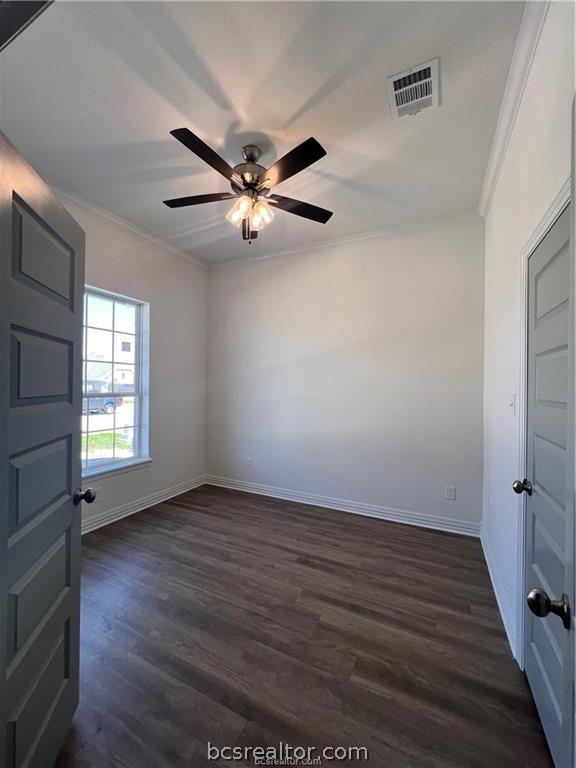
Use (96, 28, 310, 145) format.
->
(230, 145, 269, 195)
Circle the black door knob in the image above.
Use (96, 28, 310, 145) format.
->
(527, 588, 571, 630)
(73, 487, 96, 505)
(512, 478, 532, 495)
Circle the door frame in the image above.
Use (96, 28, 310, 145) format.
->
(516, 176, 572, 671)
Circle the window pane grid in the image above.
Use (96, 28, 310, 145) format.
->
(84, 390, 138, 397)
(82, 289, 143, 474)
(84, 325, 136, 335)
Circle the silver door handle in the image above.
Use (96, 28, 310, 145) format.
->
(512, 478, 532, 495)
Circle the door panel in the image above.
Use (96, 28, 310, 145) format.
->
(11, 327, 73, 403)
(525, 204, 574, 768)
(0, 131, 84, 768)
(7, 531, 69, 659)
(535, 348, 569, 408)
(534, 434, 567, 508)
(9, 437, 71, 533)
(534, 241, 570, 320)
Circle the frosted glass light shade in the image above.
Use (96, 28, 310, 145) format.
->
(250, 200, 275, 230)
(226, 194, 252, 226)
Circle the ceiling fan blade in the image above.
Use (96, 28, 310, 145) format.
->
(268, 194, 333, 224)
(170, 128, 243, 186)
(163, 192, 237, 208)
(264, 137, 327, 187)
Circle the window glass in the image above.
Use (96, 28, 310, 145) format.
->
(114, 333, 136, 364)
(85, 328, 113, 363)
(86, 293, 113, 330)
(82, 289, 146, 475)
(114, 301, 137, 334)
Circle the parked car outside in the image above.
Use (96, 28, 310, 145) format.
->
(83, 380, 123, 414)
(82, 396, 123, 415)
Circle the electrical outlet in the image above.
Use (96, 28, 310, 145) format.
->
(243, 456, 252, 468)
(444, 485, 456, 501)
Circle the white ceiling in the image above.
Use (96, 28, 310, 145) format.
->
(0, 1, 523, 265)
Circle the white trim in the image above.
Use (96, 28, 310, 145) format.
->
(52, 186, 208, 271)
(205, 475, 481, 537)
(81, 474, 206, 535)
(82, 457, 151, 481)
(82, 474, 482, 538)
(478, 2, 550, 218)
(210, 212, 480, 269)
(85, 282, 147, 307)
(520, 178, 571, 259)
(481, 528, 517, 658)
(515, 180, 571, 667)
(52, 185, 479, 273)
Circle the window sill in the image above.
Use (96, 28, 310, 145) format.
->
(82, 457, 152, 480)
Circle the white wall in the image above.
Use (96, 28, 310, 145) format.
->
(57, 193, 208, 530)
(482, 1, 574, 658)
(207, 215, 485, 534)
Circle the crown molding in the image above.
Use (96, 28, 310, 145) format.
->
(478, 1, 550, 218)
(210, 211, 481, 270)
(52, 187, 480, 274)
(52, 185, 208, 271)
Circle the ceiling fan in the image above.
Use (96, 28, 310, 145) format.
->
(162, 128, 333, 242)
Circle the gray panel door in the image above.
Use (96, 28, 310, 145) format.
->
(0, 132, 85, 767)
(525, 204, 574, 768)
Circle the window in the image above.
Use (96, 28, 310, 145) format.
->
(82, 287, 149, 476)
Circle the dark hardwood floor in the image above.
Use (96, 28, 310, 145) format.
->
(55, 485, 552, 768)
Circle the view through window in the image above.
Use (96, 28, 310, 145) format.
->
(82, 288, 146, 474)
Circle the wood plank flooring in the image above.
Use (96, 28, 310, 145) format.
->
(55, 485, 552, 768)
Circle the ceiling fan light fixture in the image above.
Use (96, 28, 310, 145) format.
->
(164, 129, 333, 242)
(226, 193, 252, 226)
(250, 199, 275, 231)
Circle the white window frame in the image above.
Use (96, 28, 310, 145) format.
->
(82, 285, 150, 478)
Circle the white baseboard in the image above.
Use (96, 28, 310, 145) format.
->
(83, 472, 482, 539)
(205, 475, 481, 538)
(80, 473, 481, 538)
(481, 529, 518, 658)
(81, 474, 207, 535)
